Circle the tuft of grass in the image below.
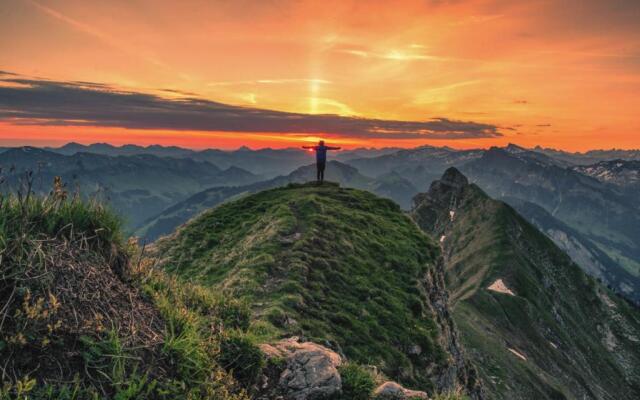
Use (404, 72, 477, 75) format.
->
(338, 363, 376, 400)
(217, 332, 265, 386)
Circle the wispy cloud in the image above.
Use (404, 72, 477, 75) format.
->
(207, 78, 332, 87)
(25, 0, 171, 70)
(413, 80, 483, 104)
(333, 42, 458, 63)
(0, 74, 503, 140)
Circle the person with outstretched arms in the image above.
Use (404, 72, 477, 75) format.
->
(302, 140, 341, 183)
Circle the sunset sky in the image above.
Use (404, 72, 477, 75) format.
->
(1, 0, 639, 150)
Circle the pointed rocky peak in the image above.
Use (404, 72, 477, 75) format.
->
(411, 168, 476, 232)
(504, 143, 527, 154)
(440, 167, 469, 188)
(421, 167, 470, 204)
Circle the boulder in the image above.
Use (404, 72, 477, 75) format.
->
(260, 337, 342, 400)
(373, 381, 429, 399)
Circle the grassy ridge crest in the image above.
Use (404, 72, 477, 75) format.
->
(153, 182, 451, 391)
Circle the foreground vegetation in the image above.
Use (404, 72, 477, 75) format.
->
(0, 178, 474, 399)
(153, 182, 460, 392)
(0, 179, 251, 399)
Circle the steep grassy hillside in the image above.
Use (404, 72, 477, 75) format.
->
(0, 189, 249, 399)
(412, 168, 640, 400)
(504, 197, 640, 299)
(152, 182, 479, 395)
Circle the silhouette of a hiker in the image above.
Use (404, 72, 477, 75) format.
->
(302, 140, 341, 183)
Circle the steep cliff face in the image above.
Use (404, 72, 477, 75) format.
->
(412, 168, 640, 400)
(426, 256, 484, 399)
(152, 182, 481, 397)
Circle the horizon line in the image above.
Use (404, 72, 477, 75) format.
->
(1, 140, 639, 154)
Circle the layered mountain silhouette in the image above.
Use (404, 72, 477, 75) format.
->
(0, 147, 259, 228)
(4, 142, 639, 306)
(345, 144, 640, 305)
(42, 142, 397, 178)
(135, 161, 417, 240)
(412, 168, 640, 399)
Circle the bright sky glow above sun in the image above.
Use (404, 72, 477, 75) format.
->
(1, 0, 639, 150)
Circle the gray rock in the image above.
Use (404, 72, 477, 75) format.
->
(260, 337, 342, 400)
(373, 381, 429, 399)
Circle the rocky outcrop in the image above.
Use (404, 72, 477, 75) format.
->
(258, 337, 342, 400)
(423, 257, 484, 399)
(373, 381, 429, 399)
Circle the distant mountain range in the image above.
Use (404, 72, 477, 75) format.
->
(573, 159, 640, 197)
(531, 146, 640, 165)
(341, 144, 640, 305)
(2, 141, 639, 305)
(0, 147, 260, 228)
(35, 142, 401, 178)
(135, 161, 418, 240)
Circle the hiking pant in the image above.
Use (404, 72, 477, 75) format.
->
(317, 161, 326, 182)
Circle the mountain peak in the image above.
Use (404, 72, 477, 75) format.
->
(504, 143, 527, 153)
(440, 167, 468, 188)
(422, 167, 471, 204)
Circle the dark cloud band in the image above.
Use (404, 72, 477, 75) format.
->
(0, 74, 503, 140)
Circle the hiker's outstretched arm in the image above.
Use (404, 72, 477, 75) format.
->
(302, 146, 313, 149)
(328, 146, 341, 150)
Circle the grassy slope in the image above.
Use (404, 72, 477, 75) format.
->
(0, 191, 248, 399)
(412, 172, 640, 400)
(153, 182, 452, 391)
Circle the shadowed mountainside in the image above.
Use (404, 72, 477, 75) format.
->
(412, 168, 640, 400)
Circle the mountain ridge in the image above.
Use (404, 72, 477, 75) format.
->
(412, 167, 640, 399)
(150, 181, 483, 397)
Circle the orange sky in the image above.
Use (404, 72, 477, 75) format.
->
(1, 0, 639, 150)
